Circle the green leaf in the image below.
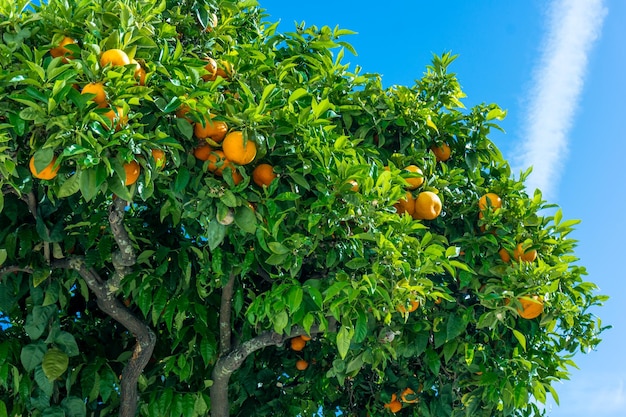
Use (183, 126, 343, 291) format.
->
(20, 342, 46, 372)
(286, 286, 303, 314)
(206, 219, 227, 251)
(79, 168, 99, 202)
(512, 329, 527, 352)
(272, 310, 288, 334)
(0, 249, 6, 267)
(57, 171, 81, 198)
(446, 314, 467, 341)
(336, 325, 353, 360)
(268, 242, 289, 255)
(288, 88, 308, 103)
(61, 396, 87, 417)
(174, 166, 190, 193)
(55, 331, 79, 357)
(41, 406, 65, 417)
(234, 205, 256, 234)
(42, 348, 69, 380)
(24, 305, 56, 340)
(354, 310, 367, 343)
(34, 365, 54, 398)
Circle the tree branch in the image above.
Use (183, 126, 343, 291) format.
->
(53, 257, 156, 417)
(219, 273, 236, 355)
(107, 197, 136, 291)
(209, 321, 334, 417)
(0, 266, 34, 278)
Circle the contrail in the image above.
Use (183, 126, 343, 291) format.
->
(517, 0, 607, 199)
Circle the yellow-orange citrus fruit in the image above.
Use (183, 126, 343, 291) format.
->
(100, 49, 130, 67)
(512, 243, 537, 262)
(193, 144, 214, 161)
(222, 131, 257, 165)
(347, 179, 359, 192)
(400, 388, 419, 404)
(403, 165, 424, 190)
(221, 164, 243, 185)
(413, 191, 442, 220)
(201, 57, 218, 81)
(296, 359, 309, 371)
(518, 295, 544, 319)
(50, 36, 76, 61)
(290, 336, 306, 351)
(397, 300, 419, 314)
(252, 164, 277, 187)
(176, 104, 192, 121)
(394, 191, 415, 216)
(123, 161, 140, 186)
(479, 193, 502, 211)
(81, 82, 107, 107)
(130, 59, 146, 85)
(300, 335, 312, 341)
(151, 149, 166, 169)
(498, 248, 511, 263)
(431, 143, 451, 162)
(29, 155, 60, 180)
(103, 106, 128, 131)
(194, 118, 228, 142)
(384, 394, 402, 413)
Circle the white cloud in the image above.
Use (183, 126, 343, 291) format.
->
(516, 0, 607, 199)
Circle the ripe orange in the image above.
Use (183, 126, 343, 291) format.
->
(123, 160, 140, 186)
(222, 131, 257, 165)
(201, 57, 218, 81)
(193, 144, 214, 161)
(397, 300, 419, 314)
(384, 394, 402, 413)
(347, 180, 359, 192)
(81, 82, 107, 107)
(412, 191, 442, 220)
(151, 149, 166, 169)
(402, 165, 424, 190)
(479, 193, 502, 211)
(103, 106, 128, 131)
(194, 117, 228, 142)
(100, 49, 130, 67)
(49, 36, 76, 61)
(400, 388, 418, 404)
(431, 143, 451, 162)
(29, 155, 60, 180)
(394, 191, 415, 216)
(512, 243, 537, 262)
(498, 248, 511, 263)
(176, 104, 192, 121)
(290, 336, 306, 351)
(296, 359, 309, 371)
(252, 163, 277, 187)
(205, 150, 226, 173)
(518, 295, 543, 319)
(130, 59, 146, 85)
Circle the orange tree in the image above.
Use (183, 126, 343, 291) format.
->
(0, 1, 608, 416)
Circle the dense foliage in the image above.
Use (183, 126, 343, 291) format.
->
(0, 0, 607, 416)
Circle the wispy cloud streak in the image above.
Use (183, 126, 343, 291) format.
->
(518, 0, 607, 199)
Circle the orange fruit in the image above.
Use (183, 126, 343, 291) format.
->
(384, 394, 402, 413)
(81, 82, 107, 107)
(103, 106, 128, 131)
(512, 243, 537, 262)
(394, 191, 415, 216)
(100, 49, 131, 67)
(49, 36, 76, 61)
(296, 359, 309, 371)
(205, 150, 226, 173)
(201, 57, 218, 81)
(397, 300, 419, 314)
(498, 248, 511, 263)
(518, 295, 544, 319)
(347, 179, 359, 192)
(402, 165, 424, 190)
(300, 335, 312, 341)
(29, 155, 60, 180)
(478, 193, 502, 211)
(151, 149, 166, 169)
(123, 160, 140, 186)
(130, 59, 146, 85)
(400, 388, 418, 404)
(194, 117, 228, 142)
(252, 164, 277, 187)
(412, 191, 442, 220)
(193, 144, 214, 161)
(290, 336, 306, 351)
(431, 143, 451, 162)
(222, 131, 257, 165)
(176, 104, 192, 121)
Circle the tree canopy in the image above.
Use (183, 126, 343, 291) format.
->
(0, 0, 608, 416)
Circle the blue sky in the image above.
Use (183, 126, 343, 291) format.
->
(259, 1, 626, 416)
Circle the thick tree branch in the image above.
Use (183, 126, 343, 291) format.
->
(0, 266, 34, 278)
(209, 321, 335, 417)
(53, 257, 156, 417)
(107, 197, 136, 291)
(218, 273, 236, 355)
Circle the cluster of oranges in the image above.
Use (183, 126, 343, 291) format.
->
(289, 335, 312, 371)
(478, 193, 544, 319)
(383, 387, 420, 413)
(392, 143, 450, 221)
